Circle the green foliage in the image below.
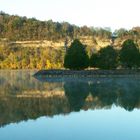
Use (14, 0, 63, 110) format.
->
(89, 53, 99, 68)
(0, 12, 111, 41)
(114, 28, 129, 38)
(64, 39, 89, 70)
(90, 46, 118, 69)
(119, 39, 140, 69)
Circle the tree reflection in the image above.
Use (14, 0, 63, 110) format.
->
(89, 78, 140, 111)
(117, 82, 140, 111)
(1, 72, 140, 127)
(90, 81, 118, 107)
(64, 81, 89, 111)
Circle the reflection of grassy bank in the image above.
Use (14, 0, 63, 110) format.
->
(0, 70, 63, 96)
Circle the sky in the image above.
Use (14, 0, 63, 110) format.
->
(0, 0, 140, 31)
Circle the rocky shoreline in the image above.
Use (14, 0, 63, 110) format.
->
(34, 69, 140, 77)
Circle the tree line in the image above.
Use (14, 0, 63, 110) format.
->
(0, 11, 111, 41)
(64, 39, 140, 70)
(1, 12, 140, 42)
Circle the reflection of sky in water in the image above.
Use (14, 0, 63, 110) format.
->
(0, 107, 140, 140)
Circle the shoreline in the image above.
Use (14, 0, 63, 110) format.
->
(34, 69, 140, 77)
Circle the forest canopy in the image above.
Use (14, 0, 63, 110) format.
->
(0, 11, 112, 41)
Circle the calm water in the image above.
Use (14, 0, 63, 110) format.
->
(0, 70, 140, 140)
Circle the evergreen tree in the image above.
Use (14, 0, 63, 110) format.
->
(64, 39, 89, 70)
(89, 53, 99, 68)
(90, 45, 118, 69)
(120, 39, 140, 69)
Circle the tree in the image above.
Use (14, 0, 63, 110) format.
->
(90, 46, 118, 69)
(119, 39, 140, 69)
(114, 28, 128, 38)
(89, 53, 99, 68)
(64, 39, 89, 70)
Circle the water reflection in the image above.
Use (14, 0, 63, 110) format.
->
(0, 70, 140, 127)
(64, 82, 89, 111)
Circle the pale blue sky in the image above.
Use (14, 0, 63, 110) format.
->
(0, 0, 140, 31)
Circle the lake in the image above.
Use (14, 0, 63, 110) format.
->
(0, 70, 140, 140)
